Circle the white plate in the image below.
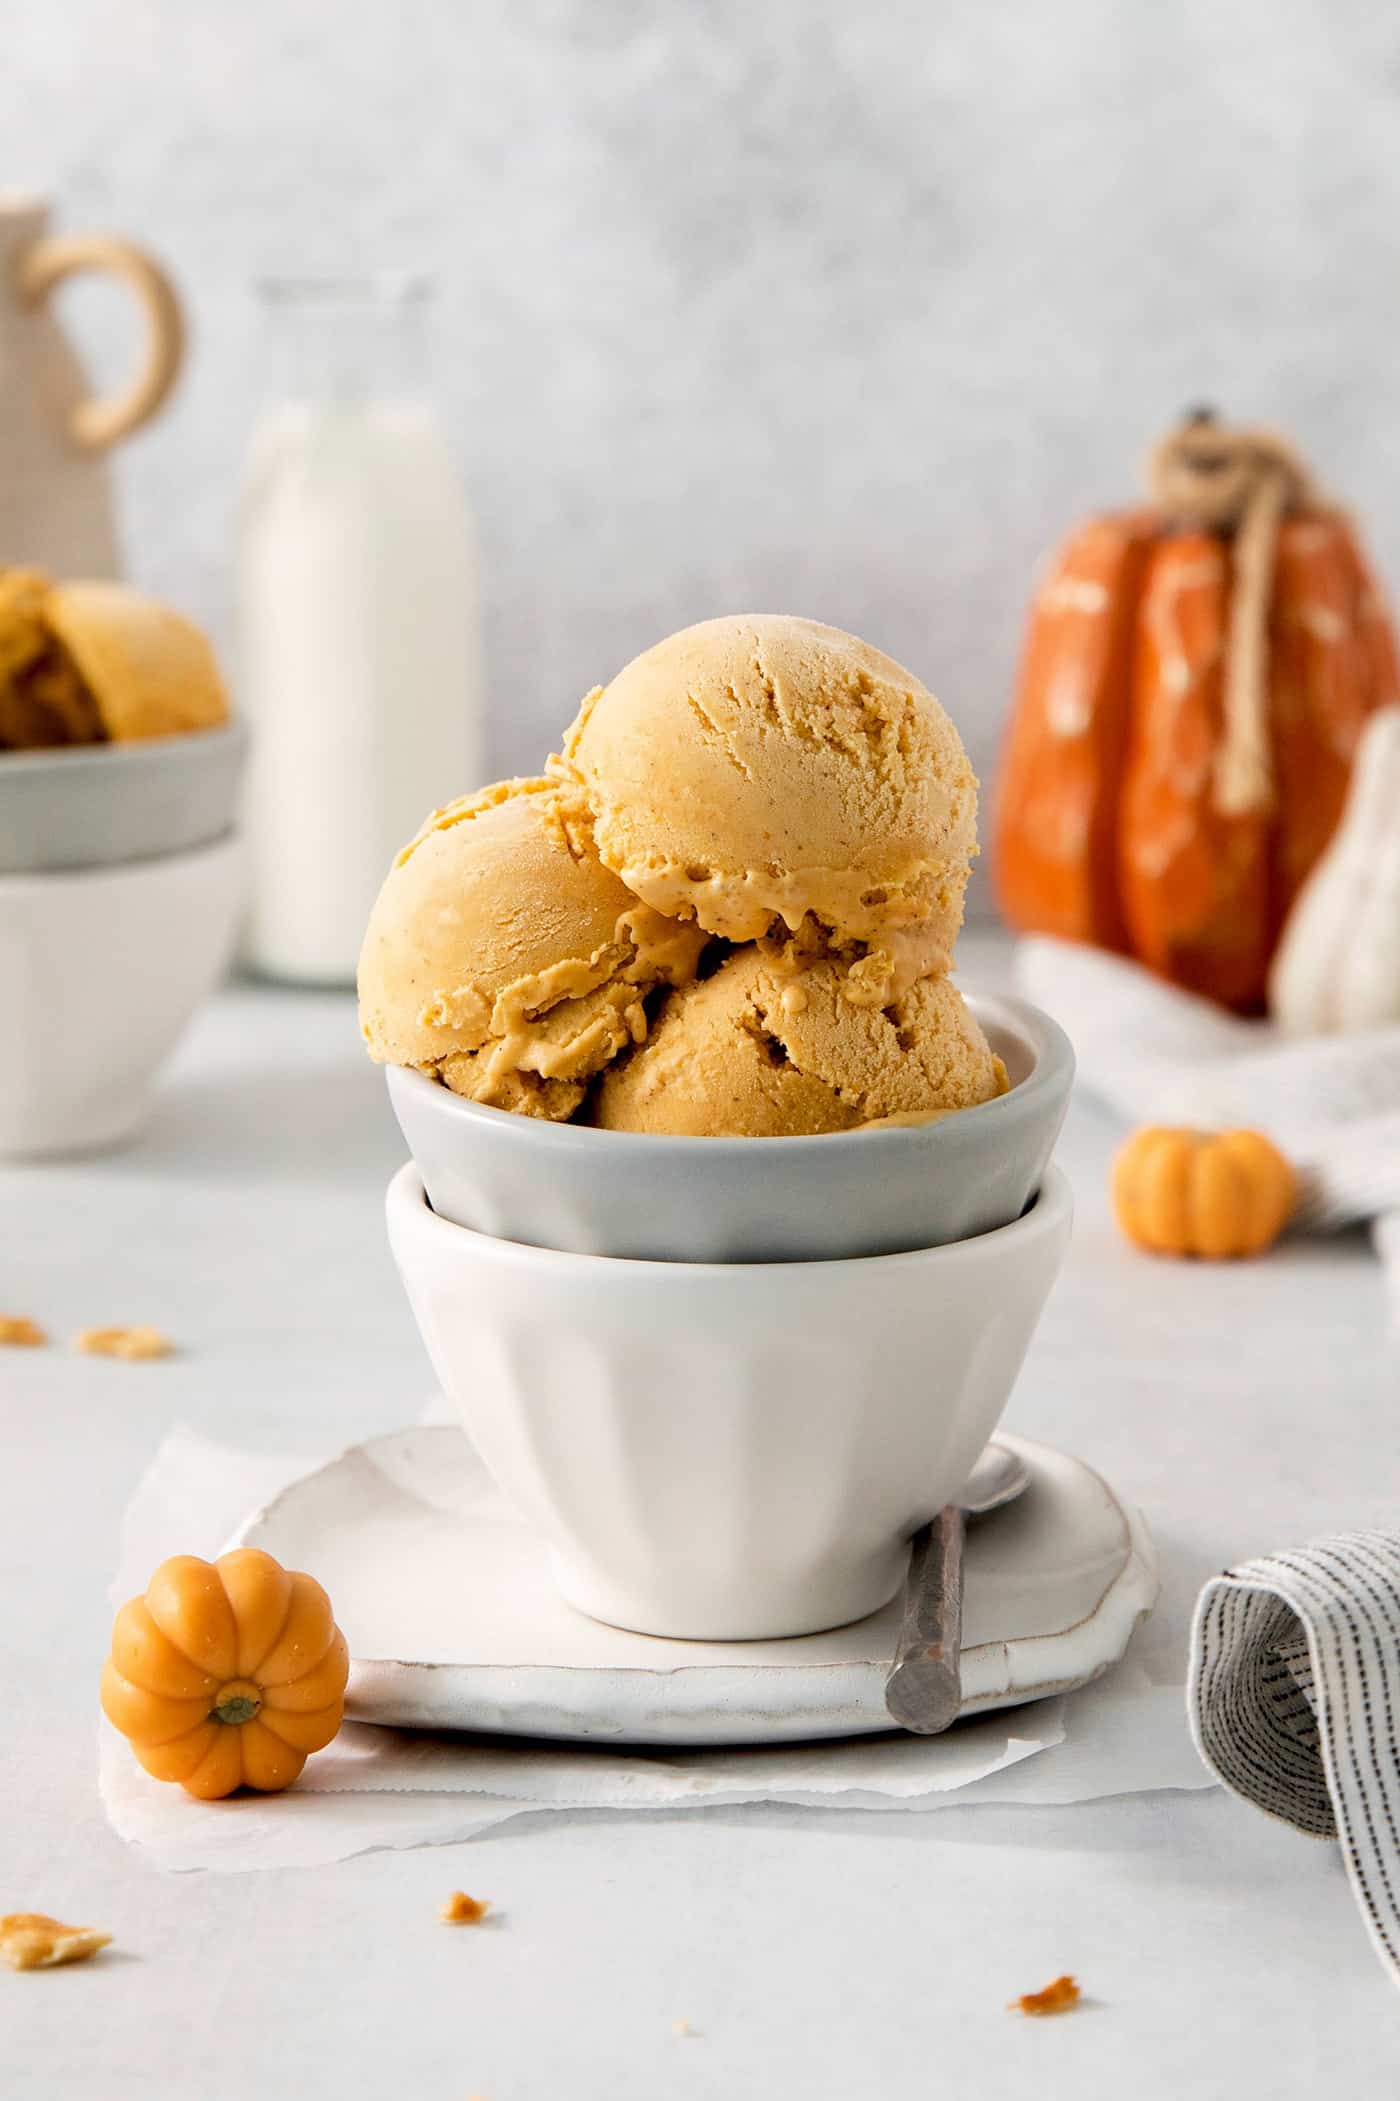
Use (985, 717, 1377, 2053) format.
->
(234, 1428, 1157, 1747)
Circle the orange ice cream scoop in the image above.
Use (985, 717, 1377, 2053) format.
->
(42, 580, 229, 741)
(0, 569, 228, 750)
(592, 949, 1005, 1138)
(358, 777, 708, 1122)
(554, 614, 979, 1006)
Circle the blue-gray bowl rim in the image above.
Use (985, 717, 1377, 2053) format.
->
(384, 988, 1074, 1156)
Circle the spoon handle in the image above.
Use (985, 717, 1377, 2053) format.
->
(884, 1505, 965, 1734)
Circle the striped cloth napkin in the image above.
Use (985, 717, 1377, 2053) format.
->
(1190, 1536, 1400, 1989)
(1015, 936, 1400, 1310)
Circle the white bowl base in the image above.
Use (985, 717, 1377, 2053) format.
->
(233, 1425, 1158, 1747)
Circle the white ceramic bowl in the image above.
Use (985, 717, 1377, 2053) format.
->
(0, 721, 248, 874)
(386, 1160, 1073, 1640)
(388, 992, 1074, 1262)
(0, 833, 244, 1159)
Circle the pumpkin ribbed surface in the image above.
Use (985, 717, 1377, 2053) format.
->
(100, 1548, 348, 1800)
(995, 416, 1398, 1011)
(1111, 1126, 1296, 1260)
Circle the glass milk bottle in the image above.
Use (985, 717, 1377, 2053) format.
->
(237, 276, 483, 983)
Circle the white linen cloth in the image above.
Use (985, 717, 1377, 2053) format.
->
(1190, 1534, 1400, 1990)
(98, 1422, 1208, 1873)
(1016, 936, 1400, 1305)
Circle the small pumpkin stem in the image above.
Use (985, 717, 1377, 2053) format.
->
(210, 1687, 262, 1727)
(1182, 403, 1218, 428)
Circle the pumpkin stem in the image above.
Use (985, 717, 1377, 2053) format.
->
(1146, 414, 1321, 819)
(210, 1683, 262, 1727)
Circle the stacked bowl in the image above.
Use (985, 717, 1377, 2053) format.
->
(374, 616, 1076, 1642)
(387, 995, 1073, 1641)
(0, 729, 245, 1157)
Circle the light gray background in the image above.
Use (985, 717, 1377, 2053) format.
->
(11, 0, 1400, 896)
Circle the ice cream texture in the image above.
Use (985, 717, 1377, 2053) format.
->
(554, 615, 978, 1005)
(0, 568, 229, 751)
(591, 950, 1005, 1138)
(357, 778, 707, 1121)
(360, 614, 1001, 1137)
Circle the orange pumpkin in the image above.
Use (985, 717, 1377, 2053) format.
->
(1111, 1126, 1296, 1259)
(995, 412, 1399, 1011)
(100, 1548, 348, 1800)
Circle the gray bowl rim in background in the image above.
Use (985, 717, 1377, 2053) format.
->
(0, 718, 248, 874)
(386, 988, 1075, 1263)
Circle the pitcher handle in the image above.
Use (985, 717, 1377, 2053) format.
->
(18, 233, 185, 453)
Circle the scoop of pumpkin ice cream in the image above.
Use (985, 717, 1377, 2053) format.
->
(0, 570, 228, 750)
(591, 948, 1005, 1137)
(0, 569, 102, 749)
(555, 615, 978, 1007)
(0, 570, 51, 689)
(44, 582, 229, 741)
(358, 777, 709, 1121)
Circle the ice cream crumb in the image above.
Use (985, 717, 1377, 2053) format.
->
(439, 1891, 491, 1925)
(1010, 1975, 1081, 2016)
(779, 984, 808, 1016)
(1, 1914, 111, 1972)
(0, 1317, 46, 1348)
(75, 1325, 173, 1362)
(672, 2018, 700, 2039)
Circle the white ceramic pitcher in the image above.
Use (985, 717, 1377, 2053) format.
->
(0, 191, 185, 577)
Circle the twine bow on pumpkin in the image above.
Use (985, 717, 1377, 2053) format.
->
(1147, 412, 1320, 819)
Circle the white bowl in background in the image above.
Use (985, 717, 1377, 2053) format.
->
(0, 720, 247, 874)
(0, 833, 244, 1158)
(386, 1160, 1073, 1641)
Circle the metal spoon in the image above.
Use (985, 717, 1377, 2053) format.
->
(884, 1441, 1031, 1735)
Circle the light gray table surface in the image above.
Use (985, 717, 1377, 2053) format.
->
(3, 938, 1397, 2098)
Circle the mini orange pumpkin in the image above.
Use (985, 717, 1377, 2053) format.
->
(1111, 1126, 1295, 1260)
(995, 411, 1399, 1012)
(101, 1548, 349, 1800)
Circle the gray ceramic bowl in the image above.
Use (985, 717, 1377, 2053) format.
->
(385, 990, 1073, 1263)
(0, 720, 248, 874)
